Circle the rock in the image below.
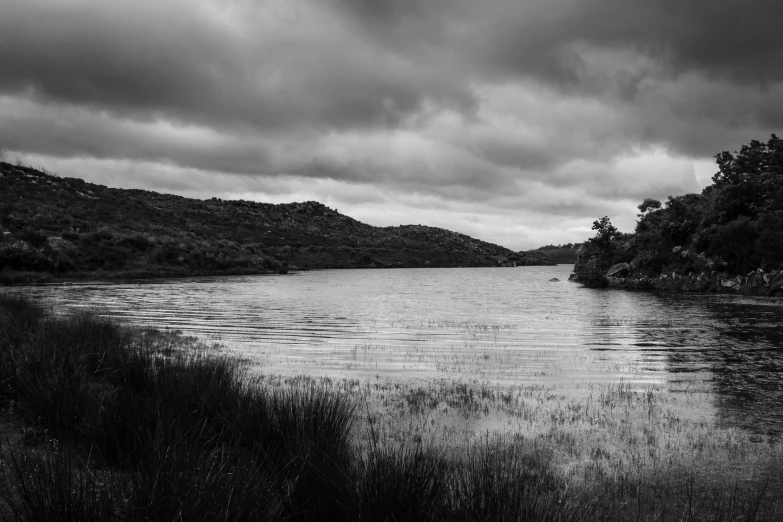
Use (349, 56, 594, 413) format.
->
(721, 279, 739, 290)
(549, 277, 560, 282)
(606, 262, 631, 278)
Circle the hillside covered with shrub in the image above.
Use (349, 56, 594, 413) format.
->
(531, 244, 580, 264)
(573, 135, 783, 294)
(0, 163, 554, 282)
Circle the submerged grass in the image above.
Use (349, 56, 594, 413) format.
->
(0, 294, 781, 520)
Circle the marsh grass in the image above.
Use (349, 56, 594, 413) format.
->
(1, 294, 781, 520)
(263, 373, 783, 521)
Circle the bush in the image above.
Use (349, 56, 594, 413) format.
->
(19, 228, 48, 249)
(121, 233, 151, 251)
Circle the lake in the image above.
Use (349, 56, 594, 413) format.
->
(14, 265, 783, 436)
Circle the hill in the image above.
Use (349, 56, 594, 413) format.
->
(527, 244, 579, 264)
(0, 162, 554, 283)
(572, 134, 783, 296)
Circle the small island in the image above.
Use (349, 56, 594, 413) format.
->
(572, 135, 783, 296)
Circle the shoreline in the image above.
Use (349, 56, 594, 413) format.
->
(571, 263, 783, 298)
(1, 263, 569, 286)
(0, 266, 288, 286)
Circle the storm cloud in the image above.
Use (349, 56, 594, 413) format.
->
(1, 0, 780, 249)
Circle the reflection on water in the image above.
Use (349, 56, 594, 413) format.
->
(13, 265, 783, 435)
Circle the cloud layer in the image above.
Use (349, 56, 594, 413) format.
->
(1, 0, 780, 249)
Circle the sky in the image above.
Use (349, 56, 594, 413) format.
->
(1, 0, 781, 251)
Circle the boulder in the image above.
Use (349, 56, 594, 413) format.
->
(606, 262, 631, 278)
(549, 277, 560, 282)
(720, 278, 739, 290)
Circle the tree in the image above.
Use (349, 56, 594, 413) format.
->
(637, 198, 661, 216)
(712, 134, 783, 223)
(589, 216, 618, 251)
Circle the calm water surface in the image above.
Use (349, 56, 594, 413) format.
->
(15, 265, 783, 435)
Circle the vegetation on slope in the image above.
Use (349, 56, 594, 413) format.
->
(0, 163, 553, 282)
(574, 135, 783, 288)
(530, 243, 580, 264)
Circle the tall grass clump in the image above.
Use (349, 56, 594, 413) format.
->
(0, 294, 354, 520)
(0, 441, 118, 522)
(356, 443, 450, 520)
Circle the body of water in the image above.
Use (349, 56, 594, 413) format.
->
(14, 265, 783, 435)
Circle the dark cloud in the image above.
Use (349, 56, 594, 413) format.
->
(0, 96, 277, 174)
(336, 0, 783, 156)
(0, 0, 475, 133)
(434, 0, 783, 88)
(3, 0, 780, 152)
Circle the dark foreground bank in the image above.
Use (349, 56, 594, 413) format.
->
(1, 295, 781, 521)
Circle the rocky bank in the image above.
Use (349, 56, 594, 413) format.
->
(570, 245, 783, 297)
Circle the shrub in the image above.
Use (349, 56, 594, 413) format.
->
(19, 228, 48, 249)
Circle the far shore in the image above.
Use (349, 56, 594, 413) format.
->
(0, 263, 574, 286)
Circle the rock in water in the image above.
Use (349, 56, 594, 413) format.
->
(549, 277, 559, 282)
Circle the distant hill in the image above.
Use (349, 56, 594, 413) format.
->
(0, 162, 554, 282)
(526, 244, 580, 264)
